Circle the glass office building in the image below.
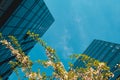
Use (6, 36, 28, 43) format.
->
(0, 0, 54, 79)
(74, 39, 120, 80)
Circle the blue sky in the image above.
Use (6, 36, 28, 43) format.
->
(42, 0, 120, 70)
(9, 0, 120, 79)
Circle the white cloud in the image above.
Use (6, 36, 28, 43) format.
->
(58, 28, 74, 59)
(63, 45, 74, 58)
(74, 15, 89, 51)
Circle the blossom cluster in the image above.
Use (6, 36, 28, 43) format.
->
(0, 32, 117, 80)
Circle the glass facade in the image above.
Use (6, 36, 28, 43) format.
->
(0, 0, 54, 79)
(74, 39, 120, 80)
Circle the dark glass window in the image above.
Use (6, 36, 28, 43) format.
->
(32, 5, 39, 13)
(23, 0, 34, 9)
(7, 17, 20, 26)
(26, 12, 34, 20)
(19, 20, 28, 28)
(2, 27, 13, 35)
(15, 6, 27, 17)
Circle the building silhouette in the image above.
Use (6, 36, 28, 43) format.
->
(74, 39, 120, 80)
(0, 0, 54, 79)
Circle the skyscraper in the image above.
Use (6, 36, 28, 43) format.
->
(74, 39, 120, 80)
(0, 0, 54, 79)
